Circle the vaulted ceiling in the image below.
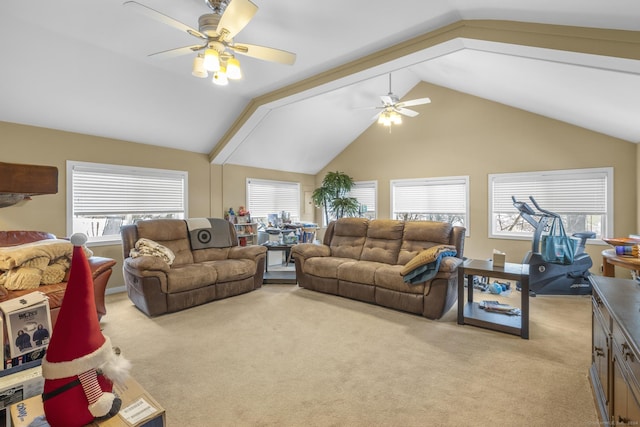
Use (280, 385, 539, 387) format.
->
(1, 1, 639, 175)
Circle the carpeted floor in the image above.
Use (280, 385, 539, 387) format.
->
(102, 284, 600, 427)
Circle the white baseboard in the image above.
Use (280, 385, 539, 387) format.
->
(105, 285, 126, 295)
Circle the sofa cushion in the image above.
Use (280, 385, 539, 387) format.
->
(207, 259, 255, 282)
(337, 260, 386, 285)
(136, 219, 194, 266)
(330, 218, 368, 260)
(375, 265, 425, 294)
(397, 221, 454, 265)
(360, 220, 404, 265)
(192, 247, 231, 263)
(305, 257, 354, 279)
(166, 264, 218, 293)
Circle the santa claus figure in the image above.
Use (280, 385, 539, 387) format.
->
(41, 233, 130, 427)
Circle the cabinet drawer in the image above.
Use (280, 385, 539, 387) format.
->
(593, 292, 611, 330)
(613, 321, 640, 389)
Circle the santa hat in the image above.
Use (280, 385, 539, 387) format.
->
(41, 233, 129, 427)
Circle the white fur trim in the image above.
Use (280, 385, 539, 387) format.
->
(89, 392, 115, 417)
(42, 336, 113, 380)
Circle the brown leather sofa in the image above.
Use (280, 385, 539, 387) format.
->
(0, 231, 117, 326)
(292, 218, 465, 320)
(120, 219, 267, 317)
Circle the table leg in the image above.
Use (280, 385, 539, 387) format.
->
(602, 257, 615, 277)
(467, 274, 474, 303)
(457, 270, 465, 325)
(520, 274, 529, 339)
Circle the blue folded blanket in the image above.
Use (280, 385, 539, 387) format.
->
(403, 248, 457, 285)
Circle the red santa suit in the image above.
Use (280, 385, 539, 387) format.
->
(41, 234, 130, 427)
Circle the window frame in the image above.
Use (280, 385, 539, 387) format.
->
(488, 167, 613, 242)
(246, 178, 301, 226)
(390, 176, 469, 232)
(347, 180, 378, 221)
(67, 161, 188, 245)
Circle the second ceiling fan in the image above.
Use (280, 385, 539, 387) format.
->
(124, 0, 296, 85)
(371, 73, 431, 127)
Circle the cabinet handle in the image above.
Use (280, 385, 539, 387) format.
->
(594, 346, 605, 357)
(622, 343, 635, 362)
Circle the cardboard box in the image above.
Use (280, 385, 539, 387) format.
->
(0, 366, 43, 427)
(10, 376, 165, 427)
(0, 292, 52, 359)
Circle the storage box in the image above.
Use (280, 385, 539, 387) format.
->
(10, 376, 165, 427)
(0, 366, 43, 427)
(492, 250, 506, 267)
(0, 292, 51, 359)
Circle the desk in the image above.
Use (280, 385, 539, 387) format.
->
(602, 248, 640, 277)
(457, 259, 530, 339)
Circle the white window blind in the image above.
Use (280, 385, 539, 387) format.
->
(348, 181, 377, 219)
(67, 161, 187, 243)
(247, 178, 300, 220)
(489, 167, 612, 239)
(391, 176, 468, 227)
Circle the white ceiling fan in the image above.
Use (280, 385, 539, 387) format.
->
(123, 0, 296, 84)
(370, 73, 431, 127)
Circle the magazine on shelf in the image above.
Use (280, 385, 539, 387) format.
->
(480, 300, 521, 316)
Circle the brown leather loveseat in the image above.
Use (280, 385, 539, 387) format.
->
(0, 231, 117, 326)
(292, 218, 465, 320)
(120, 218, 267, 317)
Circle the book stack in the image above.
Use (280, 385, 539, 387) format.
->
(480, 300, 521, 316)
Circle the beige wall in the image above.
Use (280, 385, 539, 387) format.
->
(220, 164, 316, 223)
(0, 121, 212, 288)
(1, 79, 638, 289)
(317, 82, 638, 276)
(0, 121, 316, 289)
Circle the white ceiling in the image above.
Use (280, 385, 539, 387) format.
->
(1, 1, 639, 174)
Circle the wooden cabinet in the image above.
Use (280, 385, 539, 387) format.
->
(234, 223, 258, 246)
(591, 292, 610, 413)
(590, 275, 640, 425)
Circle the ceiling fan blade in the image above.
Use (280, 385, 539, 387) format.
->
(123, 1, 207, 40)
(396, 108, 419, 117)
(217, 0, 258, 41)
(149, 44, 205, 59)
(380, 95, 393, 106)
(230, 43, 296, 65)
(371, 111, 382, 121)
(396, 97, 431, 108)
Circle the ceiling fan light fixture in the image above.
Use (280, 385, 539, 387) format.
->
(378, 110, 402, 127)
(203, 48, 220, 71)
(213, 65, 229, 86)
(226, 57, 242, 80)
(192, 54, 208, 78)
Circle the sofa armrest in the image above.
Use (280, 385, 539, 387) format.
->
(228, 245, 267, 259)
(124, 256, 170, 273)
(437, 256, 463, 273)
(291, 243, 330, 259)
(88, 256, 117, 279)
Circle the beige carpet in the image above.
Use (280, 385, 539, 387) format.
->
(101, 285, 599, 427)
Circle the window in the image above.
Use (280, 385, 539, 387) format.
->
(489, 167, 612, 240)
(348, 181, 377, 220)
(67, 161, 187, 244)
(391, 176, 468, 228)
(247, 178, 300, 227)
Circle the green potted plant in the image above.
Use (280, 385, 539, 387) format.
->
(312, 171, 360, 225)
